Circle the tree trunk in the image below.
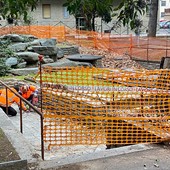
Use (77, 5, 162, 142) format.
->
(92, 16, 95, 31)
(86, 19, 92, 31)
(148, 0, 159, 37)
(84, 15, 92, 31)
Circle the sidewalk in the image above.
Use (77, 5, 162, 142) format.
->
(1, 106, 170, 170)
(47, 144, 170, 170)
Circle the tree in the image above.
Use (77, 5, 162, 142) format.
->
(63, 0, 113, 31)
(114, 0, 146, 33)
(64, 0, 147, 32)
(147, 0, 158, 37)
(113, 0, 158, 37)
(0, 0, 39, 24)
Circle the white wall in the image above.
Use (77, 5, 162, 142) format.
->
(159, 0, 170, 20)
(30, 0, 75, 28)
(0, 0, 150, 35)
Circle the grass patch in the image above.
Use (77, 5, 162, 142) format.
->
(1, 74, 34, 81)
(37, 68, 114, 86)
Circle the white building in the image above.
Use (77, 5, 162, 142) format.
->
(0, 0, 150, 34)
(159, 0, 170, 20)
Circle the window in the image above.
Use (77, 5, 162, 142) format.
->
(76, 17, 86, 30)
(161, 1, 166, 6)
(42, 4, 51, 19)
(165, 8, 170, 13)
(63, 7, 69, 18)
(161, 12, 165, 17)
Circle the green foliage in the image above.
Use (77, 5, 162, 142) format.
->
(64, 0, 147, 31)
(0, 40, 15, 57)
(0, 58, 10, 76)
(0, 40, 14, 76)
(0, 0, 39, 23)
(114, 0, 146, 30)
(63, 0, 114, 31)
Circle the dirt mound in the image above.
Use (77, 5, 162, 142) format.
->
(79, 47, 144, 69)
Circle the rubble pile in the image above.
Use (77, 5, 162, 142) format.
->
(79, 46, 144, 70)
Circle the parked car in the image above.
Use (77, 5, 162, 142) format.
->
(160, 21, 170, 29)
(159, 20, 167, 28)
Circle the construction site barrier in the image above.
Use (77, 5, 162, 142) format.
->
(35, 66, 170, 149)
(1, 25, 170, 62)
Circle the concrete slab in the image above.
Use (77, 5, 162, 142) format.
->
(0, 109, 38, 163)
(39, 144, 154, 170)
(51, 144, 170, 170)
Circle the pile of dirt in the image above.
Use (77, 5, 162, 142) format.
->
(79, 46, 145, 70)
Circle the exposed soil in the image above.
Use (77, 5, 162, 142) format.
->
(79, 46, 163, 70)
(79, 46, 145, 70)
(0, 128, 20, 163)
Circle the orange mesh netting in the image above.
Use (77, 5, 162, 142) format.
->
(1, 25, 170, 61)
(36, 67, 170, 149)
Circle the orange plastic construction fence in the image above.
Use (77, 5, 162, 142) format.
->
(36, 66, 170, 149)
(1, 25, 170, 61)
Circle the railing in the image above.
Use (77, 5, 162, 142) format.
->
(0, 80, 44, 160)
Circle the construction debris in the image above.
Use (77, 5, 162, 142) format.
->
(79, 46, 144, 69)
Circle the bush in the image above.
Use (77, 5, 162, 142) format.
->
(0, 40, 13, 76)
(0, 40, 15, 58)
(0, 58, 10, 76)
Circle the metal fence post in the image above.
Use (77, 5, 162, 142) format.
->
(38, 55, 44, 160)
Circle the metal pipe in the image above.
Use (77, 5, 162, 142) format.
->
(38, 55, 44, 160)
(5, 87, 8, 115)
(19, 98, 23, 134)
(40, 115, 44, 160)
(38, 55, 43, 113)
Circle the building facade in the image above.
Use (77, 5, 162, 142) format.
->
(159, 0, 170, 20)
(30, 0, 150, 34)
(0, 0, 151, 35)
(30, 0, 112, 32)
(30, 0, 75, 27)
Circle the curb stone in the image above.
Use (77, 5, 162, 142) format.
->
(0, 110, 40, 169)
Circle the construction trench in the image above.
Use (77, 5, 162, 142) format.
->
(36, 66, 170, 157)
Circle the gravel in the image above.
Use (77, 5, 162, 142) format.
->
(79, 47, 145, 70)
